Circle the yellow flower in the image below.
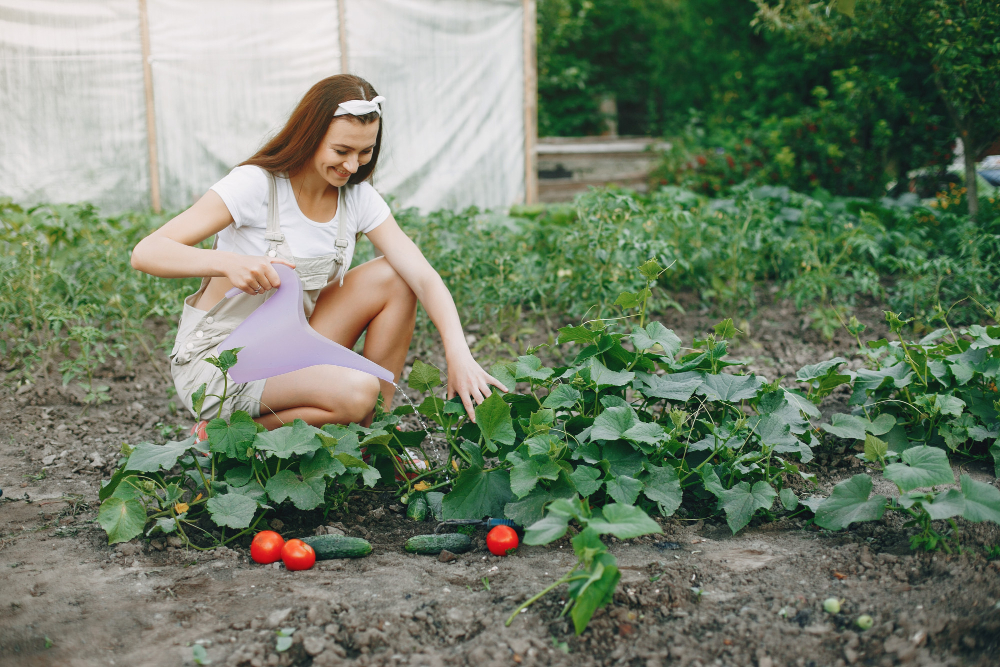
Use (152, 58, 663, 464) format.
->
(413, 481, 430, 491)
(174, 502, 189, 514)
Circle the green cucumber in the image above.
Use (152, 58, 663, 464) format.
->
(404, 533, 472, 554)
(407, 495, 428, 521)
(300, 534, 372, 559)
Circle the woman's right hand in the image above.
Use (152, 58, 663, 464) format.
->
(223, 254, 296, 295)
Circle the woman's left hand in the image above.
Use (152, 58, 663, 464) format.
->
(446, 349, 508, 423)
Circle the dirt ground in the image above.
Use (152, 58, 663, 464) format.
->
(2, 297, 999, 667)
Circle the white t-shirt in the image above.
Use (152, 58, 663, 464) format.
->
(210, 165, 390, 264)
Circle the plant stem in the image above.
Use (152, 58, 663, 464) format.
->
(505, 564, 580, 626)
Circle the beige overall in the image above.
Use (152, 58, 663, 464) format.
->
(170, 172, 353, 421)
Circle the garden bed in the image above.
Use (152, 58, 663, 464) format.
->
(2, 298, 998, 667)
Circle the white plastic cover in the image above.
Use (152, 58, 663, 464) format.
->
(1, 0, 525, 214)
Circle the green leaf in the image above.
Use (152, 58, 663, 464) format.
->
(821, 414, 868, 440)
(863, 434, 888, 464)
(569, 465, 603, 497)
(614, 289, 646, 309)
(752, 414, 800, 447)
(508, 453, 560, 499)
(569, 554, 620, 635)
(814, 474, 886, 530)
(604, 475, 642, 504)
(504, 489, 555, 527)
(205, 347, 241, 373)
(796, 357, 848, 382)
(265, 470, 324, 510)
(206, 493, 257, 529)
(255, 420, 323, 458)
(602, 441, 645, 477)
(191, 383, 207, 419)
(476, 391, 515, 451)
(900, 489, 965, 521)
(542, 385, 582, 410)
(224, 466, 254, 488)
(192, 644, 211, 665)
(784, 388, 822, 418)
(490, 361, 517, 391)
(883, 446, 954, 492)
(99, 468, 133, 502)
(637, 371, 703, 401)
(779, 488, 798, 510)
(698, 374, 760, 402)
(125, 438, 195, 472)
(960, 474, 1000, 524)
(630, 322, 681, 357)
(557, 324, 601, 346)
(98, 497, 146, 544)
(515, 355, 554, 382)
(991, 441, 1000, 478)
(585, 357, 634, 388)
(588, 503, 663, 539)
(207, 411, 257, 459)
(407, 359, 442, 393)
(524, 512, 571, 545)
(719, 481, 776, 534)
(442, 467, 512, 519)
(461, 440, 485, 469)
(713, 318, 738, 339)
(639, 465, 682, 515)
(229, 479, 267, 506)
(300, 448, 348, 480)
(590, 406, 637, 441)
(623, 421, 667, 446)
(638, 258, 664, 280)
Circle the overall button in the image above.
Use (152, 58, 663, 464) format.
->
(268, 250, 277, 257)
(196, 331, 204, 338)
(186, 342, 194, 350)
(206, 317, 214, 324)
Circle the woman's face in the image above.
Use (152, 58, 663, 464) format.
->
(310, 117, 380, 186)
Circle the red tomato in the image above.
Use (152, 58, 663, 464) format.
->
(281, 539, 316, 571)
(486, 525, 519, 556)
(250, 530, 284, 564)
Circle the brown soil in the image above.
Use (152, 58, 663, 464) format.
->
(2, 297, 999, 667)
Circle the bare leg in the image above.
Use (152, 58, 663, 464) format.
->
(254, 257, 416, 429)
(308, 256, 417, 410)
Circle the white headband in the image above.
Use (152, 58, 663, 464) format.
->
(334, 96, 386, 117)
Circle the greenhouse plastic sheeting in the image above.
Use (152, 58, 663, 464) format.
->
(0, 0, 150, 212)
(1, 0, 525, 214)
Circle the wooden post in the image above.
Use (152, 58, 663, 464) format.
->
(138, 0, 161, 213)
(522, 0, 538, 205)
(338, 0, 349, 73)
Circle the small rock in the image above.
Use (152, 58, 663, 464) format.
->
(42, 455, 57, 466)
(758, 658, 773, 667)
(369, 506, 385, 520)
(131, 401, 146, 412)
(267, 608, 293, 628)
(843, 648, 858, 664)
(438, 550, 457, 563)
(303, 636, 326, 656)
(166, 536, 184, 548)
(961, 635, 975, 649)
(269, 519, 285, 531)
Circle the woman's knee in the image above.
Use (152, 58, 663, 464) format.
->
(335, 370, 380, 423)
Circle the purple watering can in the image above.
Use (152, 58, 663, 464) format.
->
(219, 263, 394, 384)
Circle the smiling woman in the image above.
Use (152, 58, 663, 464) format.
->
(130, 74, 505, 433)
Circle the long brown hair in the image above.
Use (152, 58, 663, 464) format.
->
(242, 75, 383, 184)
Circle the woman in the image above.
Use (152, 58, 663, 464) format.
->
(131, 74, 505, 431)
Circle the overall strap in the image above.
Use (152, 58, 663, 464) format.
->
(264, 171, 284, 258)
(334, 186, 349, 286)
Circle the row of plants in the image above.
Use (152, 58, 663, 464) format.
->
(4, 184, 1000, 395)
(95, 261, 1000, 632)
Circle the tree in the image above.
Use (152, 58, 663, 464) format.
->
(753, 0, 1000, 216)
